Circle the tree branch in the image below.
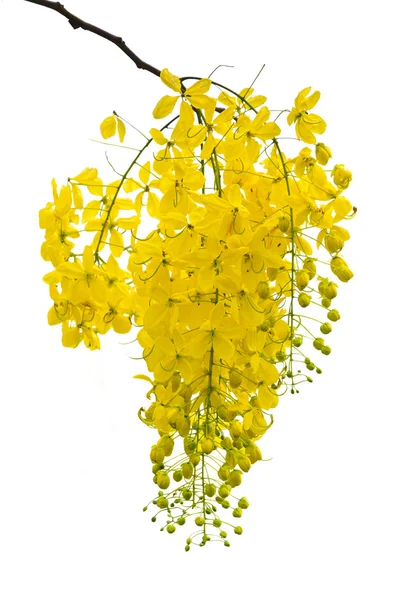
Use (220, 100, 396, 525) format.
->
(24, 0, 161, 78)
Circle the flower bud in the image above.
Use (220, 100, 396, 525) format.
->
(157, 496, 168, 509)
(159, 434, 174, 457)
(238, 497, 250, 509)
(318, 279, 338, 299)
(213, 518, 222, 528)
(205, 483, 217, 497)
(296, 269, 310, 290)
(258, 320, 271, 332)
(190, 453, 201, 467)
(313, 337, 324, 350)
(293, 335, 303, 347)
(195, 516, 205, 526)
(218, 464, 231, 481)
(257, 280, 270, 300)
(218, 484, 231, 498)
(278, 215, 290, 233)
(321, 345, 331, 355)
(303, 258, 317, 279)
(181, 462, 194, 479)
(230, 421, 242, 438)
(182, 489, 192, 500)
(156, 472, 170, 490)
(330, 257, 354, 282)
(324, 232, 344, 254)
(320, 322, 332, 334)
(229, 370, 242, 389)
(171, 372, 181, 392)
(327, 309, 340, 322)
(228, 470, 243, 488)
(234, 526, 243, 535)
(220, 530, 227, 539)
(322, 298, 332, 308)
(332, 164, 352, 189)
(237, 455, 252, 472)
(150, 445, 165, 465)
(315, 143, 332, 166)
(166, 524, 176, 534)
(201, 437, 214, 454)
(298, 292, 311, 307)
(233, 507, 243, 518)
(177, 517, 186, 525)
(173, 470, 183, 482)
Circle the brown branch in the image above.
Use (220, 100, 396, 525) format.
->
(24, 0, 161, 78)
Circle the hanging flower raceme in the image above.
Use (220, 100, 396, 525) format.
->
(39, 68, 355, 549)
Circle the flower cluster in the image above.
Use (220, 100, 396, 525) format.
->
(40, 69, 355, 548)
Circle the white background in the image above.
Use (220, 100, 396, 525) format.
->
(0, 0, 396, 598)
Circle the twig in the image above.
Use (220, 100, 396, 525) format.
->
(24, 0, 161, 78)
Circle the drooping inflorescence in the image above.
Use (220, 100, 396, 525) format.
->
(39, 68, 355, 549)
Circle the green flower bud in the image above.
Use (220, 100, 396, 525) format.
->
(332, 164, 352, 189)
(234, 526, 243, 535)
(276, 351, 287, 362)
(327, 309, 340, 322)
(313, 337, 324, 350)
(150, 445, 165, 465)
(201, 437, 215, 454)
(152, 463, 163, 474)
(238, 497, 250, 509)
(195, 516, 205, 527)
(213, 518, 222, 528)
(278, 215, 290, 233)
(229, 370, 242, 389)
(157, 496, 168, 509)
(258, 319, 271, 332)
(320, 322, 332, 334)
(267, 267, 279, 281)
(232, 507, 243, 518)
(190, 453, 200, 467)
(218, 465, 231, 481)
(298, 292, 311, 307)
(330, 256, 354, 282)
(306, 362, 315, 371)
(230, 420, 242, 438)
(205, 483, 217, 497)
(228, 470, 243, 488)
(293, 335, 303, 347)
(156, 472, 170, 490)
(237, 455, 252, 473)
(218, 484, 231, 498)
(220, 531, 227, 539)
(257, 280, 270, 300)
(166, 524, 176, 534)
(173, 470, 183, 482)
(177, 517, 186, 526)
(171, 372, 181, 392)
(184, 545, 190, 552)
(181, 462, 194, 479)
(322, 298, 332, 308)
(321, 345, 331, 355)
(318, 279, 338, 300)
(182, 489, 192, 500)
(224, 540, 231, 547)
(221, 499, 230, 509)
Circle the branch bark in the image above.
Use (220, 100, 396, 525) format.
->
(24, 0, 161, 78)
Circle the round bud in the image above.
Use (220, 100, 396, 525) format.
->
(303, 258, 317, 279)
(321, 345, 331, 355)
(190, 453, 200, 467)
(320, 322, 332, 334)
(218, 465, 231, 481)
(293, 335, 303, 348)
(156, 472, 170, 490)
(296, 269, 310, 290)
(166, 524, 176, 534)
(232, 507, 243, 518)
(325, 233, 344, 254)
(181, 462, 194, 479)
(213, 518, 222, 528)
(182, 489, 192, 500)
(218, 484, 231, 498)
(298, 292, 311, 308)
(220, 530, 227, 539)
(237, 455, 252, 473)
(229, 370, 242, 389)
(185, 545, 190, 552)
(157, 496, 168, 509)
(278, 215, 290, 233)
(230, 421, 242, 438)
(224, 541, 231, 547)
(228, 470, 243, 488)
(201, 438, 214, 454)
(313, 337, 324, 350)
(195, 516, 205, 527)
(221, 499, 230, 509)
(321, 298, 332, 308)
(177, 517, 186, 526)
(315, 143, 332, 166)
(205, 483, 217, 497)
(259, 320, 271, 332)
(171, 373, 181, 392)
(327, 309, 340, 322)
(173, 470, 183, 482)
(276, 351, 287, 362)
(234, 526, 243, 535)
(238, 497, 250, 509)
(257, 281, 270, 300)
